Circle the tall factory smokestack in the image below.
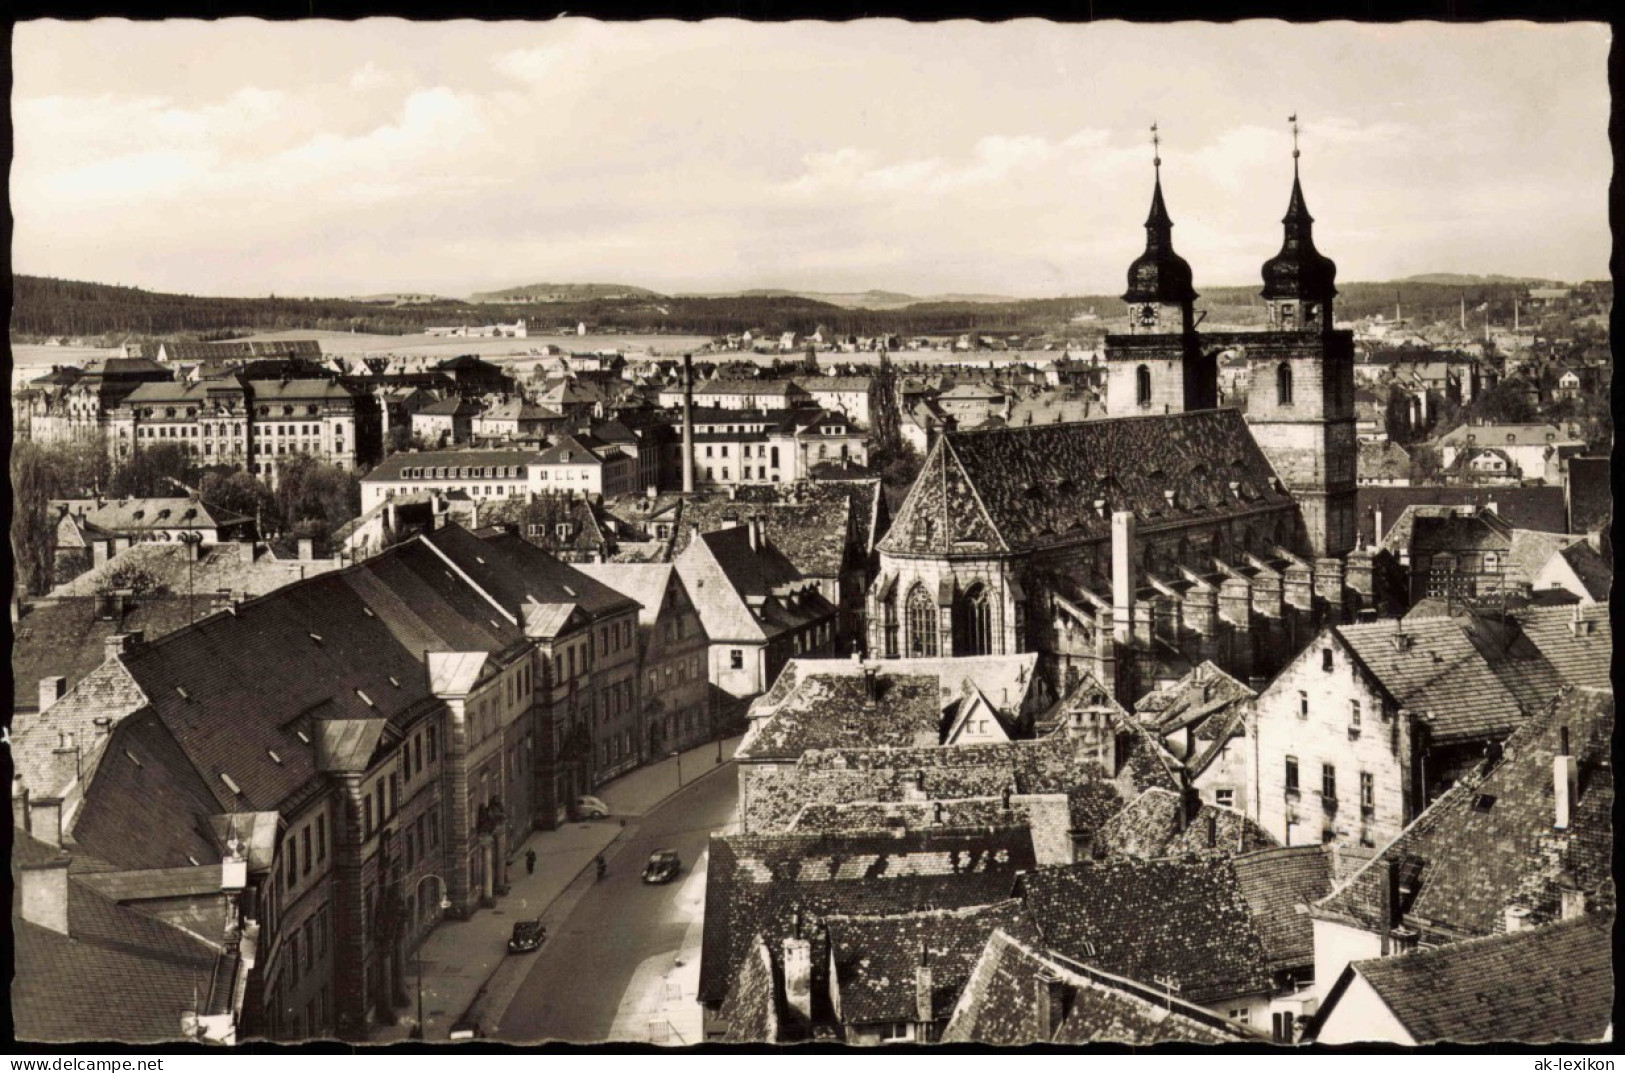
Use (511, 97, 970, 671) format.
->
(682, 353, 695, 494)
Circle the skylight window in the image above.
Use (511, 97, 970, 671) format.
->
(176, 686, 191, 701)
(356, 689, 375, 707)
(296, 730, 311, 744)
(221, 772, 242, 795)
(124, 749, 144, 768)
(268, 750, 283, 765)
(310, 632, 323, 644)
(389, 676, 401, 688)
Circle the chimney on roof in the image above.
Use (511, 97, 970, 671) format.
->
(782, 935, 814, 1024)
(1111, 511, 1137, 646)
(38, 676, 67, 714)
(1504, 904, 1532, 934)
(1205, 808, 1218, 849)
(298, 539, 315, 561)
(1560, 887, 1589, 921)
(932, 801, 945, 826)
(863, 665, 878, 707)
(915, 945, 934, 1025)
(29, 796, 65, 850)
(1554, 725, 1579, 829)
(681, 354, 696, 495)
(747, 517, 761, 553)
(20, 858, 71, 935)
(104, 633, 135, 664)
(12, 776, 30, 833)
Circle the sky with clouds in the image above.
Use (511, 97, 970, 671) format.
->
(11, 19, 1611, 299)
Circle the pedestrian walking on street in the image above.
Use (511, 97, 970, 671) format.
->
(525, 848, 537, 875)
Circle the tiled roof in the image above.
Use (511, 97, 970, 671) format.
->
(672, 493, 855, 581)
(1554, 541, 1612, 601)
(1358, 440, 1413, 482)
(47, 542, 340, 600)
(363, 448, 543, 483)
(416, 397, 483, 416)
(1509, 604, 1611, 691)
(569, 562, 674, 628)
(1313, 687, 1614, 937)
(12, 658, 148, 799)
(480, 398, 563, 422)
(738, 655, 1046, 762)
(674, 526, 834, 644)
(55, 497, 251, 536)
(1021, 857, 1274, 1005)
(739, 673, 948, 761)
(718, 937, 782, 1043)
(1437, 423, 1582, 447)
(12, 596, 204, 712)
(1334, 617, 1537, 743)
(1230, 845, 1336, 974)
(941, 930, 1244, 1045)
(1339, 914, 1614, 1044)
(1358, 486, 1567, 546)
(699, 826, 1038, 1005)
(69, 709, 228, 870)
(1504, 527, 1586, 585)
(458, 527, 638, 618)
(1096, 789, 1278, 860)
(827, 900, 1042, 1025)
(880, 410, 1291, 556)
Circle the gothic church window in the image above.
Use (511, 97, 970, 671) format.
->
(906, 584, 939, 658)
(957, 585, 993, 656)
(1136, 365, 1152, 407)
(1277, 363, 1294, 406)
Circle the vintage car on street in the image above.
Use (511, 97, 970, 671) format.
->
(642, 849, 682, 885)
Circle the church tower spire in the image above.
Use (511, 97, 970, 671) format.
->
(1122, 123, 1197, 334)
(1244, 116, 1357, 558)
(1105, 125, 1215, 417)
(1261, 115, 1338, 332)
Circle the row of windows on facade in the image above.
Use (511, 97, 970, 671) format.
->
(1132, 363, 1309, 408)
(647, 653, 705, 693)
(1283, 758, 1377, 809)
(137, 404, 335, 420)
(550, 620, 636, 684)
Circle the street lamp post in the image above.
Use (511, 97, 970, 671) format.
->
(411, 874, 450, 1040)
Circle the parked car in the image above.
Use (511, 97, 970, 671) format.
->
(576, 795, 610, 819)
(642, 848, 682, 885)
(447, 1018, 485, 1041)
(507, 917, 546, 954)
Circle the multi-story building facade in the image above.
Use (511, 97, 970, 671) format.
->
(107, 376, 382, 483)
(575, 562, 714, 760)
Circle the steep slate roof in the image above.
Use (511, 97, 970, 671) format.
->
(674, 526, 833, 644)
(55, 497, 251, 536)
(1509, 604, 1611, 690)
(1357, 486, 1567, 546)
(48, 542, 341, 600)
(363, 448, 543, 483)
(1436, 422, 1583, 447)
(1357, 440, 1412, 483)
(569, 562, 672, 628)
(1333, 617, 1540, 743)
(941, 930, 1244, 1045)
(1021, 857, 1274, 1006)
(672, 493, 854, 581)
(1230, 845, 1336, 975)
(1333, 914, 1614, 1044)
(1096, 789, 1278, 860)
(699, 826, 1038, 1005)
(12, 596, 205, 712)
(1313, 687, 1614, 938)
(1551, 541, 1612, 601)
(718, 937, 782, 1043)
(880, 410, 1292, 557)
(827, 899, 1042, 1025)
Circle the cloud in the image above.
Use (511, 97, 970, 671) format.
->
(348, 61, 395, 92)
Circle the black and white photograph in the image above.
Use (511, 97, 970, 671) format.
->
(6, 16, 1614, 1051)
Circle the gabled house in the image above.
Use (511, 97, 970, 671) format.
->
(674, 522, 838, 699)
(1311, 914, 1613, 1045)
(1306, 687, 1613, 1005)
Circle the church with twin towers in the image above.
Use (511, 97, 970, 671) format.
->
(868, 122, 1366, 701)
